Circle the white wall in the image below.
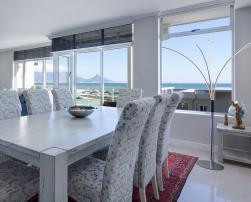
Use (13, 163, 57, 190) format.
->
(0, 51, 13, 89)
(235, 6, 251, 125)
(133, 16, 160, 97)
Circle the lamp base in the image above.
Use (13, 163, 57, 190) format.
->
(197, 160, 224, 170)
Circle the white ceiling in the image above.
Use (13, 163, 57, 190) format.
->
(0, 0, 251, 51)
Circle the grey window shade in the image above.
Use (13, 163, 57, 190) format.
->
(52, 35, 74, 52)
(75, 30, 102, 49)
(104, 24, 132, 45)
(14, 46, 52, 61)
(51, 24, 132, 52)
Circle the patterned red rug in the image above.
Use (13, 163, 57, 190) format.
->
(29, 152, 197, 202)
(132, 152, 198, 202)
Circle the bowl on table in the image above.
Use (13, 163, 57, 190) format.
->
(67, 106, 95, 118)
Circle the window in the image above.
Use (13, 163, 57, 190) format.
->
(74, 46, 130, 106)
(58, 55, 70, 89)
(161, 17, 232, 113)
(169, 17, 230, 34)
(13, 58, 53, 90)
(14, 62, 24, 89)
(75, 51, 101, 106)
(25, 60, 43, 89)
(103, 48, 128, 102)
(45, 59, 53, 89)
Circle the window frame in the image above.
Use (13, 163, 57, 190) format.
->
(13, 57, 53, 90)
(160, 5, 235, 114)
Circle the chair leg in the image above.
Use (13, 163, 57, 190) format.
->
(164, 157, 170, 178)
(156, 164, 164, 191)
(139, 188, 147, 202)
(151, 175, 159, 200)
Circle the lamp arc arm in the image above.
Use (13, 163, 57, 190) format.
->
(213, 42, 251, 97)
(196, 45, 212, 96)
(162, 46, 211, 98)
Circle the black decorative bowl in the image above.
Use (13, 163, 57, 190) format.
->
(68, 106, 95, 118)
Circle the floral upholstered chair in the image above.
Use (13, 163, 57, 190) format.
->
(23, 89, 52, 115)
(68, 97, 155, 202)
(51, 88, 74, 110)
(0, 90, 21, 120)
(0, 90, 39, 201)
(0, 160, 39, 202)
(133, 94, 168, 202)
(156, 92, 183, 191)
(0, 90, 22, 162)
(116, 88, 143, 108)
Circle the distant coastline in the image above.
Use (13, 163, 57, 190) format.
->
(38, 82, 232, 90)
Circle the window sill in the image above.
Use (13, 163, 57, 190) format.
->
(175, 109, 226, 117)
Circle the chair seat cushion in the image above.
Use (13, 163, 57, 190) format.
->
(68, 157, 106, 202)
(0, 160, 39, 202)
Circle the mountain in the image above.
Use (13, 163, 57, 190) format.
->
(77, 74, 113, 83)
(34, 72, 113, 83)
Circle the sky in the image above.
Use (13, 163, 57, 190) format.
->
(162, 17, 232, 84)
(37, 18, 232, 84)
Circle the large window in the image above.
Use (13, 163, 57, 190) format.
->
(161, 17, 232, 113)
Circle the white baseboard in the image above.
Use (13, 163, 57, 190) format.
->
(170, 138, 217, 152)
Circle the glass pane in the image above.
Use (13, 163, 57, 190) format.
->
(25, 60, 43, 89)
(75, 51, 101, 106)
(169, 17, 230, 34)
(162, 30, 232, 113)
(45, 59, 53, 90)
(58, 56, 70, 89)
(103, 48, 128, 103)
(14, 62, 24, 89)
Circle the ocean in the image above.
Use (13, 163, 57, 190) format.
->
(73, 82, 231, 90)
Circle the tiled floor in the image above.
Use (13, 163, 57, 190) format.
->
(170, 145, 251, 202)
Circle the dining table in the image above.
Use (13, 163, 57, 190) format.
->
(0, 106, 121, 202)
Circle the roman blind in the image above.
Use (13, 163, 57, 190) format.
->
(14, 46, 52, 61)
(52, 24, 133, 52)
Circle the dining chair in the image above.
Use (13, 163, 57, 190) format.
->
(0, 160, 39, 202)
(116, 88, 143, 108)
(0, 90, 22, 162)
(0, 90, 21, 120)
(133, 94, 168, 202)
(51, 88, 74, 110)
(156, 92, 183, 191)
(68, 97, 155, 202)
(23, 89, 52, 115)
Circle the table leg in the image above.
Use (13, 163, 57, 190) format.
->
(217, 130, 224, 163)
(40, 148, 68, 202)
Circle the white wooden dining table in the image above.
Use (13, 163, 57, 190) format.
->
(0, 106, 121, 202)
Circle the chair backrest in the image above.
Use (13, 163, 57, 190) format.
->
(116, 88, 143, 108)
(101, 97, 155, 202)
(156, 92, 183, 165)
(0, 90, 21, 120)
(51, 89, 74, 110)
(23, 89, 52, 115)
(134, 94, 168, 188)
